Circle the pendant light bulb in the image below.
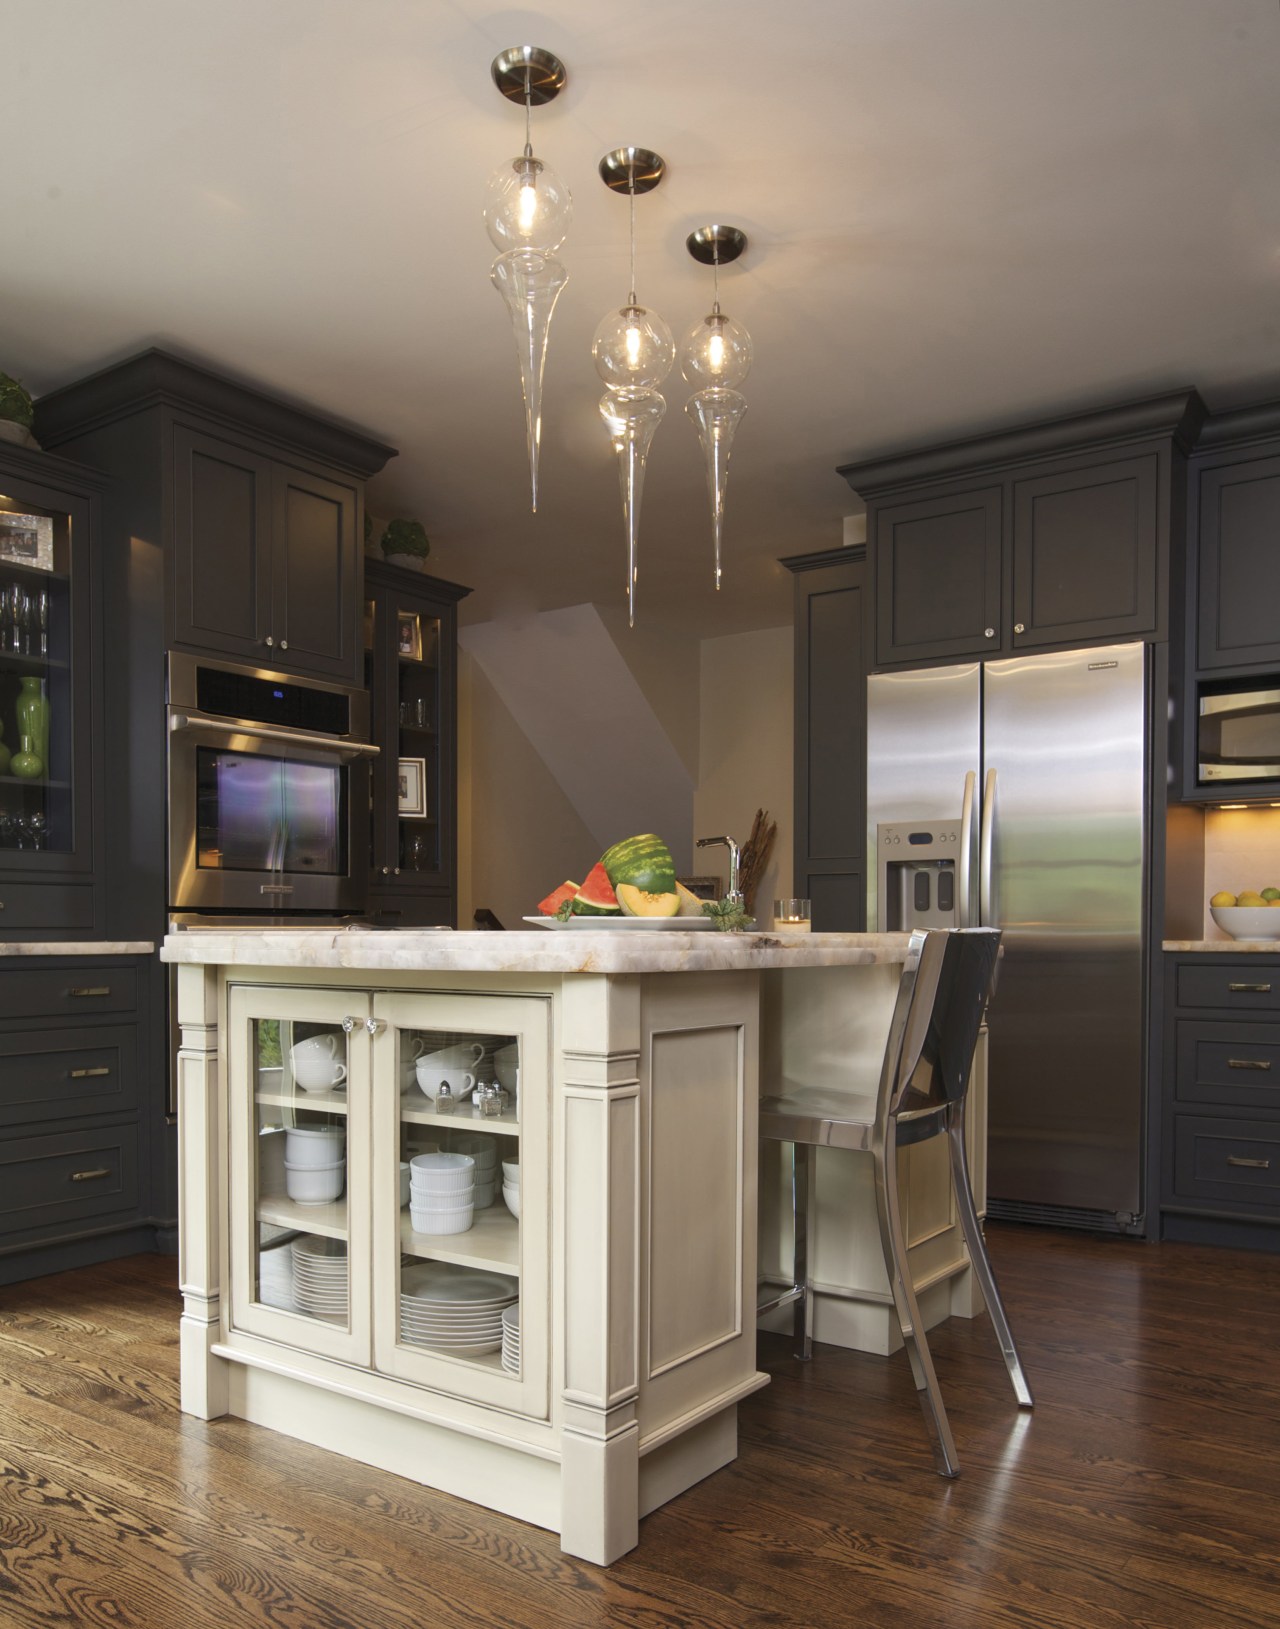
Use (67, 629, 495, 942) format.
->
(592, 304, 675, 392)
(485, 153, 572, 254)
(680, 308, 752, 391)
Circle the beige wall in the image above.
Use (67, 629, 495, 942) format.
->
(1202, 805, 1280, 939)
(460, 618, 795, 928)
(693, 626, 794, 920)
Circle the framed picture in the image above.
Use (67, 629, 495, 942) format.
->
(0, 513, 54, 572)
(397, 611, 423, 661)
(677, 875, 721, 901)
(397, 756, 428, 818)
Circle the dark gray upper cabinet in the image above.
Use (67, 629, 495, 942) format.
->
(784, 546, 868, 931)
(841, 391, 1205, 670)
(36, 349, 394, 688)
(1190, 403, 1280, 674)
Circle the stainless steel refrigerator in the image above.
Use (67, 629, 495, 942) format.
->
(867, 642, 1147, 1232)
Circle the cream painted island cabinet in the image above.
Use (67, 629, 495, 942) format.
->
(164, 927, 978, 1564)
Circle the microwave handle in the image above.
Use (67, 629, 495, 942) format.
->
(169, 712, 381, 759)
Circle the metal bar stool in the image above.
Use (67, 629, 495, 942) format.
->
(758, 927, 1033, 1477)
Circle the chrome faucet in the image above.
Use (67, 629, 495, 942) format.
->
(696, 834, 742, 907)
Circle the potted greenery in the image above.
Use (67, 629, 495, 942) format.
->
(380, 518, 430, 571)
(0, 370, 37, 448)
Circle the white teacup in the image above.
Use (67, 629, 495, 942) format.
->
(494, 1043, 519, 1092)
(399, 1035, 428, 1093)
(291, 1033, 347, 1093)
(415, 1061, 476, 1102)
(415, 1041, 485, 1102)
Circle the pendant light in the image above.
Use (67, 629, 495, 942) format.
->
(592, 147, 673, 627)
(681, 225, 752, 590)
(485, 47, 571, 514)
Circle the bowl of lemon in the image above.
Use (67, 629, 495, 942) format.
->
(1209, 888, 1280, 939)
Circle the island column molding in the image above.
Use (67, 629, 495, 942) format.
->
(557, 973, 643, 1565)
(175, 962, 230, 1420)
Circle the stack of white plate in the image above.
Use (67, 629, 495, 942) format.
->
(399, 1260, 518, 1355)
(501, 1302, 521, 1374)
(290, 1234, 348, 1322)
(452, 1134, 498, 1209)
(409, 1150, 475, 1235)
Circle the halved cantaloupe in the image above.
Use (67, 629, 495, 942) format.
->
(617, 883, 680, 918)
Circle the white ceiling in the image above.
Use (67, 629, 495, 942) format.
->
(8, 1, 1280, 635)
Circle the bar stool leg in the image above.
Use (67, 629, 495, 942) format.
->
(791, 1140, 813, 1360)
(873, 1130, 961, 1478)
(946, 1105, 1034, 1409)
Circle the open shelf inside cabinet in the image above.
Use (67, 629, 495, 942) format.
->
(398, 1205, 519, 1272)
(400, 1101, 518, 1133)
(256, 1081, 350, 1116)
(257, 1191, 348, 1239)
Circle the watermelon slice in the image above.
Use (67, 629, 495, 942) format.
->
(536, 879, 578, 916)
(570, 861, 621, 916)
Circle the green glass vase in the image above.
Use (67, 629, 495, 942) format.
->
(15, 677, 49, 779)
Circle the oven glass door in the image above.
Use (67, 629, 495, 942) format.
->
(196, 747, 346, 877)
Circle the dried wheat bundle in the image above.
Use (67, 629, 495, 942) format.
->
(738, 807, 778, 915)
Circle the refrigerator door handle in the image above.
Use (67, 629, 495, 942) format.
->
(979, 767, 997, 925)
(957, 770, 977, 929)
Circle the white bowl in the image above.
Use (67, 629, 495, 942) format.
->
(1210, 904, 1280, 940)
(409, 1187, 475, 1208)
(399, 1162, 410, 1207)
(494, 1043, 519, 1092)
(503, 1185, 521, 1219)
(409, 1152, 475, 1190)
(410, 1205, 474, 1235)
(501, 1160, 520, 1185)
(284, 1127, 345, 1167)
(284, 1161, 345, 1204)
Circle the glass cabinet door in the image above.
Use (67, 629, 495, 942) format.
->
(391, 602, 442, 879)
(226, 984, 372, 1364)
(0, 476, 92, 876)
(371, 990, 549, 1418)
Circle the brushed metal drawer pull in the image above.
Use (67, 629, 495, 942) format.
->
(1227, 1058, 1272, 1071)
(69, 1066, 111, 1079)
(69, 1167, 111, 1182)
(1226, 1155, 1271, 1170)
(68, 986, 112, 998)
(1227, 982, 1272, 994)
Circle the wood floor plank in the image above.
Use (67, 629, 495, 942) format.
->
(1, 1226, 1278, 1628)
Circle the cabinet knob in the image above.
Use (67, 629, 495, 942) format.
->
(280, 639, 289, 651)
(394, 867, 401, 876)
(984, 628, 995, 639)
(264, 635, 275, 648)
(1014, 622, 1025, 634)
(381, 866, 391, 876)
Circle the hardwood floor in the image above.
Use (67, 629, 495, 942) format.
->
(1, 1225, 1277, 1628)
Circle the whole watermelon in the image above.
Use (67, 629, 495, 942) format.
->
(600, 834, 676, 897)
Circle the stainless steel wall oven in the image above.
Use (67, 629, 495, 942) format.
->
(166, 652, 377, 918)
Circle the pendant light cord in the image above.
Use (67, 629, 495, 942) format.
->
(628, 183, 638, 307)
(523, 79, 533, 160)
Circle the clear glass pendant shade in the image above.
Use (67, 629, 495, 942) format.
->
(599, 388, 667, 626)
(686, 387, 748, 591)
(484, 154, 572, 254)
(592, 304, 675, 392)
(491, 248, 569, 512)
(680, 309, 753, 391)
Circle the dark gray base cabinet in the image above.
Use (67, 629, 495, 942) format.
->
(841, 391, 1204, 670)
(1162, 953, 1280, 1251)
(784, 547, 867, 931)
(0, 954, 159, 1286)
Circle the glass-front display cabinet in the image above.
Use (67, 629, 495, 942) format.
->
(226, 983, 548, 1418)
(0, 444, 103, 935)
(363, 560, 469, 928)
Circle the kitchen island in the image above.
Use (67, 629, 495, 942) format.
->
(164, 926, 983, 1563)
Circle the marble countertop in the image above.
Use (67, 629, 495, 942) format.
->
(0, 940, 156, 957)
(161, 926, 914, 976)
(1164, 938, 1280, 953)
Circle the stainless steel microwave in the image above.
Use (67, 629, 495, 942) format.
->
(1198, 684, 1280, 783)
(166, 652, 378, 916)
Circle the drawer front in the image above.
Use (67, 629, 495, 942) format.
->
(1175, 1021, 1280, 1112)
(0, 964, 138, 1023)
(0, 883, 95, 933)
(0, 1025, 140, 1128)
(0, 1123, 141, 1239)
(1175, 963, 1280, 1013)
(1172, 1115, 1280, 1214)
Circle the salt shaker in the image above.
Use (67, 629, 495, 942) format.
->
(434, 1082, 457, 1116)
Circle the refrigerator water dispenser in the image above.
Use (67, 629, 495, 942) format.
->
(878, 821, 962, 931)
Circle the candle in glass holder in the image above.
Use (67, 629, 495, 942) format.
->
(773, 898, 811, 932)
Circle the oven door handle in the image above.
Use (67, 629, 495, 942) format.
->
(169, 712, 381, 759)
